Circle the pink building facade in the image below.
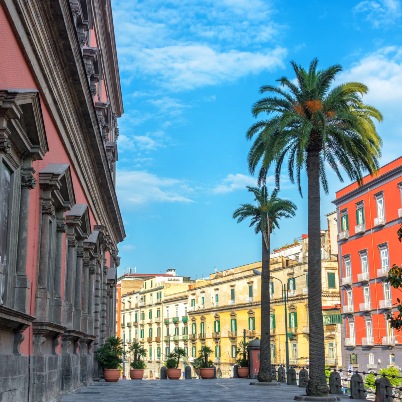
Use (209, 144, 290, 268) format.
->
(0, 1, 124, 400)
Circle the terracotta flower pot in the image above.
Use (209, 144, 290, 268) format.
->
(200, 368, 214, 379)
(167, 368, 182, 380)
(130, 369, 144, 380)
(103, 368, 121, 382)
(237, 367, 249, 378)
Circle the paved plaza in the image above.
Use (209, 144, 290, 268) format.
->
(60, 378, 349, 402)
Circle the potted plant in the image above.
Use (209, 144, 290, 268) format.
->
(129, 341, 146, 380)
(198, 346, 214, 379)
(95, 336, 124, 382)
(165, 347, 186, 380)
(236, 340, 249, 378)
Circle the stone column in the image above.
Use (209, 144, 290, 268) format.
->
(52, 213, 66, 325)
(100, 260, 107, 344)
(35, 193, 55, 321)
(14, 163, 35, 313)
(87, 259, 95, 335)
(73, 242, 83, 330)
(64, 229, 77, 329)
(81, 250, 89, 334)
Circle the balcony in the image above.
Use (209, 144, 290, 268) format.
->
(133, 321, 138, 327)
(164, 318, 170, 325)
(246, 330, 256, 338)
(228, 300, 236, 305)
(155, 298, 162, 305)
(154, 317, 161, 323)
(302, 288, 308, 295)
(287, 327, 297, 335)
(374, 217, 385, 227)
(182, 335, 188, 341)
(377, 267, 389, 277)
(189, 334, 196, 341)
(139, 302, 145, 307)
(362, 337, 374, 346)
(382, 336, 396, 346)
(182, 316, 188, 324)
(246, 297, 254, 303)
(357, 272, 369, 282)
(173, 335, 179, 343)
(121, 323, 125, 328)
(359, 302, 371, 312)
(140, 338, 145, 343)
(198, 333, 206, 340)
(147, 337, 152, 343)
(199, 305, 205, 310)
(188, 306, 195, 312)
(270, 328, 276, 335)
(155, 336, 161, 343)
(355, 223, 366, 234)
(344, 338, 355, 347)
(341, 276, 352, 286)
(287, 290, 296, 297)
(379, 299, 392, 309)
(212, 332, 221, 339)
(213, 302, 219, 307)
(126, 322, 131, 327)
(326, 358, 336, 365)
(342, 305, 354, 314)
(228, 331, 237, 339)
(398, 208, 402, 218)
(338, 230, 349, 241)
(172, 317, 179, 324)
(164, 336, 170, 342)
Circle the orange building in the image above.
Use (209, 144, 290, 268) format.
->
(334, 157, 402, 371)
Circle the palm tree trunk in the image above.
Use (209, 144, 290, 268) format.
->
(306, 151, 328, 396)
(258, 231, 272, 382)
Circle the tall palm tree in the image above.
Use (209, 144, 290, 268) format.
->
(233, 185, 296, 382)
(247, 59, 382, 395)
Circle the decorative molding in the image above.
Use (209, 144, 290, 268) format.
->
(21, 168, 36, 189)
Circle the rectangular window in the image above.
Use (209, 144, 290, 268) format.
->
(231, 345, 237, 358)
(344, 258, 352, 278)
(157, 347, 161, 358)
(182, 326, 188, 335)
(341, 210, 349, 231)
(380, 247, 389, 269)
(248, 317, 255, 330)
(376, 194, 385, 220)
(157, 327, 161, 337)
(363, 286, 371, 305)
(384, 282, 391, 301)
(201, 296, 205, 305)
(149, 328, 153, 337)
(347, 289, 353, 307)
(215, 293, 219, 303)
(269, 282, 274, 296)
(192, 346, 196, 357)
(149, 347, 152, 358)
(191, 298, 195, 307)
(215, 345, 220, 358)
(134, 312, 138, 323)
(230, 288, 235, 301)
(349, 321, 355, 340)
(192, 323, 196, 334)
(175, 327, 179, 336)
(328, 342, 334, 359)
(360, 252, 368, 274)
(0, 163, 11, 305)
(149, 310, 152, 319)
(200, 321, 205, 335)
(230, 318, 237, 332)
(291, 343, 298, 359)
(141, 312, 145, 321)
(156, 309, 160, 317)
(366, 320, 373, 339)
(248, 285, 253, 298)
(165, 347, 169, 357)
(214, 320, 220, 333)
(356, 203, 365, 225)
(184, 347, 188, 357)
(288, 278, 296, 291)
(327, 272, 336, 289)
(289, 312, 298, 328)
(270, 344, 276, 360)
(140, 329, 144, 338)
(270, 314, 276, 329)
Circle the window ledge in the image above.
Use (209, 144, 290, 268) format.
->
(0, 305, 35, 332)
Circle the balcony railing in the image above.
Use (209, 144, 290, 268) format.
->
(212, 332, 221, 339)
(270, 328, 275, 335)
(382, 336, 396, 346)
(147, 337, 152, 343)
(154, 317, 161, 323)
(228, 331, 237, 338)
(182, 335, 188, 341)
(326, 358, 336, 365)
(164, 336, 170, 342)
(198, 333, 206, 340)
(139, 302, 145, 307)
(246, 330, 256, 338)
(359, 302, 371, 312)
(338, 230, 349, 241)
(362, 337, 374, 346)
(189, 334, 196, 341)
(188, 306, 195, 312)
(345, 338, 355, 347)
(341, 276, 352, 286)
(342, 305, 354, 314)
(357, 272, 369, 282)
(155, 336, 161, 343)
(133, 321, 138, 327)
(374, 217, 385, 227)
(121, 323, 125, 328)
(287, 290, 296, 297)
(379, 299, 392, 309)
(246, 297, 254, 303)
(182, 316, 188, 324)
(173, 335, 179, 342)
(213, 302, 219, 307)
(172, 317, 179, 324)
(377, 267, 389, 277)
(228, 300, 236, 305)
(355, 223, 365, 234)
(164, 318, 170, 325)
(126, 322, 131, 327)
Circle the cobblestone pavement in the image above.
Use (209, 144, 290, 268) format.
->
(60, 378, 349, 402)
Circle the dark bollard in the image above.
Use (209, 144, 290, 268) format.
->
(160, 366, 167, 380)
(233, 364, 239, 378)
(278, 366, 285, 383)
(184, 365, 192, 379)
(287, 367, 297, 385)
(350, 373, 366, 399)
(375, 377, 392, 402)
(212, 365, 217, 379)
(271, 367, 277, 381)
(329, 371, 342, 394)
(299, 368, 308, 388)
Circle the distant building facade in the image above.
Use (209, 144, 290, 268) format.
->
(334, 157, 402, 370)
(0, 0, 124, 400)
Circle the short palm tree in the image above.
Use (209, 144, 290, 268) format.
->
(247, 58, 382, 395)
(233, 185, 296, 382)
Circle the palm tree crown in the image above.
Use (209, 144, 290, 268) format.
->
(247, 58, 382, 193)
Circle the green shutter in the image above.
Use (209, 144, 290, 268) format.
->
(249, 285, 253, 298)
(192, 323, 196, 334)
(327, 272, 336, 289)
(271, 314, 276, 329)
(218, 320, 220, 332)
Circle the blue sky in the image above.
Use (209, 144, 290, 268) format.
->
(111, 0, 402, 278)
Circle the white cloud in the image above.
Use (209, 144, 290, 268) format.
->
(213, 173, 258, 194)
(116, 170, 194, 207)
(354, 0, 401, 27)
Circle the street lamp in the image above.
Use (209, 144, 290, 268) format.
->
(270, 276, 289, 375)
